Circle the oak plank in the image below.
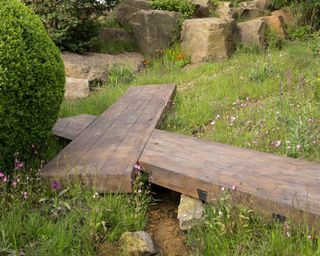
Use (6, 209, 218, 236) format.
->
(139, 129, 320, 223)
(42, 84, 176, 192)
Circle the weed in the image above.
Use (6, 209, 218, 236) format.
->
(107, 65, 135, 87)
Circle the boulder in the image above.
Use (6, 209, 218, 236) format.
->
(216, 2, 236, 20)
(119, 231, 161, 256)
(130, 10, 182, 56)
(261, 15, 287, 39)
(114, 0, 151, 26)
(98, 28, 133, 44)
(235, 7, 269, 20)
(181, 18, 235, 64)
(61, 52, 144, 85)
(177, 194, 204, 231)
(236, 19, 267, 48)
(272, 7, 295, 27)
(192, 0, 215, 18)
(239, 0, 271, 10)
(65, 77, 90, 99)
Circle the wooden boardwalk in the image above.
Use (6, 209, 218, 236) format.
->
(42, 84, 176, 192)
(48, 84, 320, 223)
(140, 130, 320, 221)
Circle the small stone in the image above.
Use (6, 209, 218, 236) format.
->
(64, 77, 90, 99)
(119, 231, 161, 256)
(177, 194, 204, 231)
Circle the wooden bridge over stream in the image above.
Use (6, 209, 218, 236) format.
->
(43, 84, 320, 225)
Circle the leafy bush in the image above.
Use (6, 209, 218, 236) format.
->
(151, 0, 195, 18)
(0, 0, 65, 170)
(22, 0, 118, 53)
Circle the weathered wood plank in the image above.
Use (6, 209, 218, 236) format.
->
(140, 129, 320, 223)
(42, 85, 176, 192)
(52, 114, 97, 140)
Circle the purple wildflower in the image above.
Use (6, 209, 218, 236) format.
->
(0, 172, 4, 178)
(14, 159, 24, 170)
(12, 179, 17, 187)
(51, 180, 61, 190)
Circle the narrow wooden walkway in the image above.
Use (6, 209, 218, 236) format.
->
(140, 130, 320, 221)
(42, 84, 176, 192)
(48, 84, 320, 223)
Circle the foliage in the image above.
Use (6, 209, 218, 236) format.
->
(151, 0, 195, 18)
(0, 0, 65, 170)
(0, 169, 150, 255)
(22, 0, 118, 53)
(266, 28, 284, 50)
(187, 191, 319, 255)
(269, 0, 320, 31)
(107, 65, 135, 87)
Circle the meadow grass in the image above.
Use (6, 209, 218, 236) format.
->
(58, 38, 320, 255)
(0, 171, 150, 255)
(60, 39, 320, 162)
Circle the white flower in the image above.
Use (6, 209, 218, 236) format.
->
(210, 121, 216, 126)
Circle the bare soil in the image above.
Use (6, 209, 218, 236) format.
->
(146, 186, 189, 256)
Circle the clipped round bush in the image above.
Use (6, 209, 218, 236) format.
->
(0, 0, 65, 169)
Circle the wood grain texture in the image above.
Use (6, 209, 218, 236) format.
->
(52, 114, 97, 140)
(140, 129, 320, 223)
(42, 84, 176, 192)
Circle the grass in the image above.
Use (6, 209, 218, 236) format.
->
(60, 39, 320, 163)
(58, 38, 320, 254)
(2, 37, 319, 255)
(0, 171, 150, 255)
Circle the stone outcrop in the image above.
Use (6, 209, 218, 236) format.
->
(130, 10, 182, 56)
(114, 0, 151, 26)
(235, 6, 269, 20)
(177, 194, 204, 231)
(216, 2, 236, 20)
(61, 52, 143, 98)
(192, 0, 215, 18)
(65, 77, 90, 99)
(272, 7, 295, 27)
(261, 15, 287, 39)
(98, 28, 133, 45)
(62, 52, 144, 84)
(119, 231, 161, 256)
(239, 0, 271, 10)
(236, 19, 267, 48)
(181, 18, 235, 64)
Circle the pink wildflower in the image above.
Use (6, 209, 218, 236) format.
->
(51, 180, 61, 190)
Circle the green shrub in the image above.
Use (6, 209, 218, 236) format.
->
(151, 0, 195, 18)
(0, 0, 65, 170)
(22, 0, 118, 53)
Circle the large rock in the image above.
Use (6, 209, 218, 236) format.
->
(239, 0, 271, 10)
(114, 0, 151, 26)
(261, 15, 287, 39)
(236, 19, 267, 48)
(181, 18, 235, 64)
(235, 6, 269, 20)
(65, 77, 90, 99)
(130, 10, 182, 56)
(177, 194, 204, 231)
(272, 7, 295, 27)
(99, 28, 133, 44)
(119, 231, 161, 256)
(61, 52, 144, 85)
(217, 2, 236, 20)
(192, 0, 215, 18)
